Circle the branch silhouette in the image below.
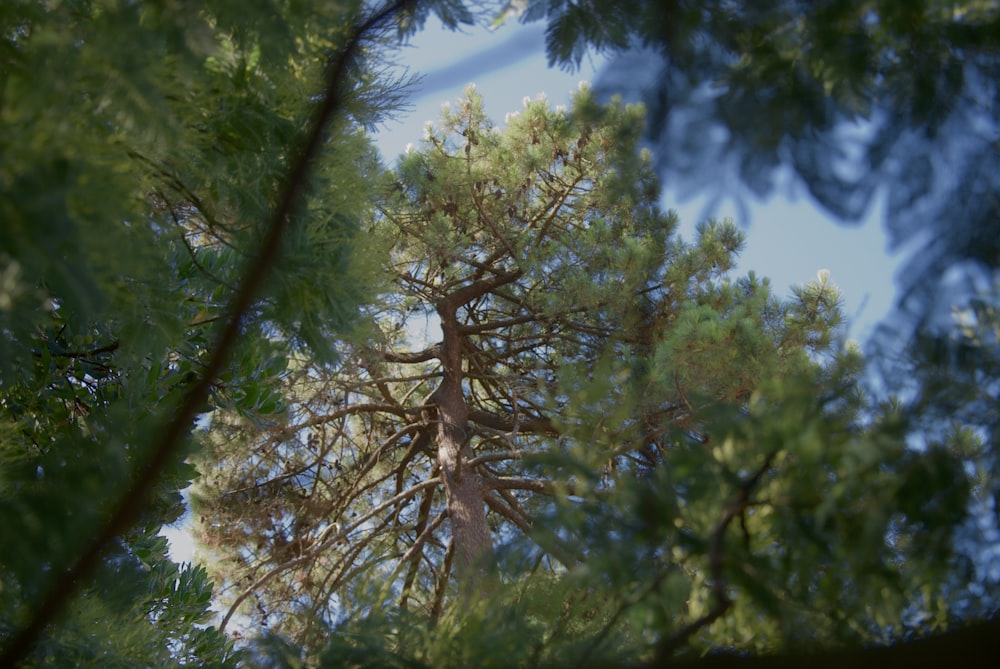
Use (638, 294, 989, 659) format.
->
(0, 1, 414, 664)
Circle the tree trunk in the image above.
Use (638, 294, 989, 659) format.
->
(435, 302, 494, 599)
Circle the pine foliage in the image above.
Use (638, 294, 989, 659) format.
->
(1, 1, 993, 666)
(0, 0, 404, 664)
(187, 89, 966, 662)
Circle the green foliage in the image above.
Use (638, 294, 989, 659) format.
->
(270, 359, 976, 667)
(2, 1, 992, 666)
(512, 0, 999, 340)
(396, 0, 479, 37)
(0, 0, 398, 664)
(875, 279, 1000, 619)
(183, 87, 970, 665)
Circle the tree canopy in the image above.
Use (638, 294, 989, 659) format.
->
(1, 0, 997, 667)
(1, 0, 412, 664)
(194, 85, 840, 637)
(501, 0, 999, 336)
(193, 89, 984, 667)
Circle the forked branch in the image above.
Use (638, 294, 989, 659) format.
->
(654, 452, 777, 661)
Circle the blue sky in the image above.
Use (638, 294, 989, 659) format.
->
(163, 16, 904, 566)
(376, 18, 904, 344)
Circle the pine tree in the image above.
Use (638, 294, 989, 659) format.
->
(0, 0, 411, 664)
(193, 87, 852, 651)
(4, 0, 990, 664)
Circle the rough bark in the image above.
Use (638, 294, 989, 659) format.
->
(434, 299, 495, 598)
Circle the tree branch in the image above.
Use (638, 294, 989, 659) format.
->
(483, 475, 555, 494)
(485, 491, 580, 568)
(33, 339, 121, 359)
(485, 491, 534, 533)
(397, 509, 447, 585)
(467, 450, 524, 468)
(458, 312, 543, 335)
(273, 402, 411, 440)
(442, 268, 524, 310)
(219, 476, 439, 633)
(655, 452, 776, 661)
(530, 173, 585, 250)
(0, 2, 415, 664)
(398, 483, 442, 610)
(382, 344, 443, 363)
(469, 408, 557, 435)
(430, 535, 455, 620)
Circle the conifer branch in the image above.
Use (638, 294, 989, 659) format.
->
(219, 476, 439, 633)
(655, 452, 776, 661)
(0, 1, 415, 664)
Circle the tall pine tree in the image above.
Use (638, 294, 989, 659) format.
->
(193, 87, 851, 650)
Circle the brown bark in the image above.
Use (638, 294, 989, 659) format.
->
(434, 299, 496, 599)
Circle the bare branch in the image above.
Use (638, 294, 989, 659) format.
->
(485, 491, 581, 568)
(485, 492, 534, 533)
(398, 483, 440, 610)
(272, 403, 411, 441)
(382, 344, 443, 364)
(458, 312, 544, 335)
(467, 450, 524, 468)
(483, 475, 555, 494)
(430, 536, 455, 621)
(442, 268, 524, 310)
(397, 509, 448, 576)
(220, 476, 440, 633)
(469, 408, 557, 435)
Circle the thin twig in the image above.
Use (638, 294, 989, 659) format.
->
(219, 477, 438, 632)
(654, 452, 776, 662)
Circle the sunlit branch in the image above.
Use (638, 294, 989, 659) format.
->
(220, 477, 440, 633)
(467, 450, 524, 468)
(655, 451, 777, 660)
